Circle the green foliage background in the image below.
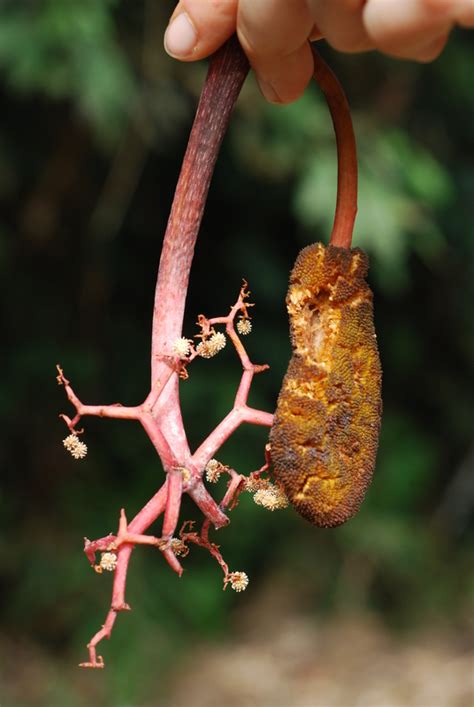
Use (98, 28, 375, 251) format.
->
(0, 1, 472, 704)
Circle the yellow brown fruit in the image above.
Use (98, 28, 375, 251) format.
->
(270, 243, 382, 527)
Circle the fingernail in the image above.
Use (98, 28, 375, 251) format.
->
(164, 13, 198, 58)
(257, 78, 282, 104)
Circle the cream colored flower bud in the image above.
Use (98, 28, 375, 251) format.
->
(228, 571, 249, 592)
(205, 459, 222, 483)
(237, 318, 252, 335)
(172, 337, 192, 358)
(197, 332, 226, 358)
(253, 485, 289, 511)
(100, 552, 117, 572)
(170, 538, 188, 557)
(63, 434, 88, 460)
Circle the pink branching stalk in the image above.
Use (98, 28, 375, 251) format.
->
(58, 37, 280, 669)
(58, 278, 277, 667)
(57, 38, 358, 668)
(57, 278, 275, 668)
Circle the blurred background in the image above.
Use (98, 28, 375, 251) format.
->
(0, 1, 473, 705)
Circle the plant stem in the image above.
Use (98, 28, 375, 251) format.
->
(312, 46, 358, 249)
(152, 36, 249, 372)
(149, 35, 249, 457)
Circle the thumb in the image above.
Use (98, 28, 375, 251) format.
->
(164, 0, 238, 61)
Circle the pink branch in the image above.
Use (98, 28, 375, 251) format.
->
(111, 551, 134, 611)
(220, 468, 245, 510)
(186, 481, 230, 529)
(57, 365, 141, 423)
(191, 403, 273, 470)
(162, 470, 183, 537)
(192, 408, 243, 469)
(80, 483, 180, 668)
(79, 609, 118, 669)
(63, 404, 139, 421)
(242, 407, 274, 427)
(143, 364, 175, 410)
(206, 280, 260, 376)
(58, 364, 178, 471)
(234, 370, 256, 407)
(128, 483, 167, 534)
(138, 413, 178, 470)
(122, 505, 184, 577)
(190, 281, 273, 467)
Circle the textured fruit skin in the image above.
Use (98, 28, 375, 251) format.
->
(270, 243, 382, 527)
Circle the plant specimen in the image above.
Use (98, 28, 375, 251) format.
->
(58, 37, 381, 668)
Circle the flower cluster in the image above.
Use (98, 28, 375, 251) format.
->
(56, 273, 274, 668)
(172, 337, 193, 359)
(63, 434, 88, 460)
(244, 476, 263, 493)
(197, 332, 226, 358)
(245, 476, 288, 511)
(253, 485, 288, 511)
(236, 318, 252, 335)
(205, 458, 227, 483)
(99, 552, 117, 572)
(170, 538, 189, 557)
(228, 571, 249, 592)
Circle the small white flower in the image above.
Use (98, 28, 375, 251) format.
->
(244, 476, 266, 492)
(228, 571, 249, 592)
(253, 485, 289, 511)
(99, 552, 117, 572)
(63, 434, 88, 460)
(196, 341, 211, 358)
(172, 337, 192, 359)
(236, 318, 252, 335)
(210, 332, 226, 351)
(170, 538, 189, 557)
(205, 459, 222, 483)
(197, 332, 226, 358)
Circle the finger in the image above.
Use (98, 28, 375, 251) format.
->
(307, 0, 375, 52)
(253, 43, 315, 104)
(458, 0, 474, 26)
(238, 0, 315, 103)
(363, 0, 455, 60)
(411, 32, 450, 62)
(164, 0, 237, 60)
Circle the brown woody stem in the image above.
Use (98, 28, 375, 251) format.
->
(312, 45, 358, 249)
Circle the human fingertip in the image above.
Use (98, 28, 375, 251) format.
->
(252, 42, 313, 106)
(384, 32, 449, 63)
(458, 3, 474, 27)
(415, 34, 449, 63)
(164, 12, 198, 59)
(257, 78, 283, 104)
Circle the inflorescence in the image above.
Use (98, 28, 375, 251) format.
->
(63, 433, 88, 460)
(57, 280, 277, 668)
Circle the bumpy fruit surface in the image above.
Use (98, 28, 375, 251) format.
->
(270, 243, 382, 527)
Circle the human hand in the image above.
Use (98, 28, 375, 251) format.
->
(164, 0, 474, 103)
